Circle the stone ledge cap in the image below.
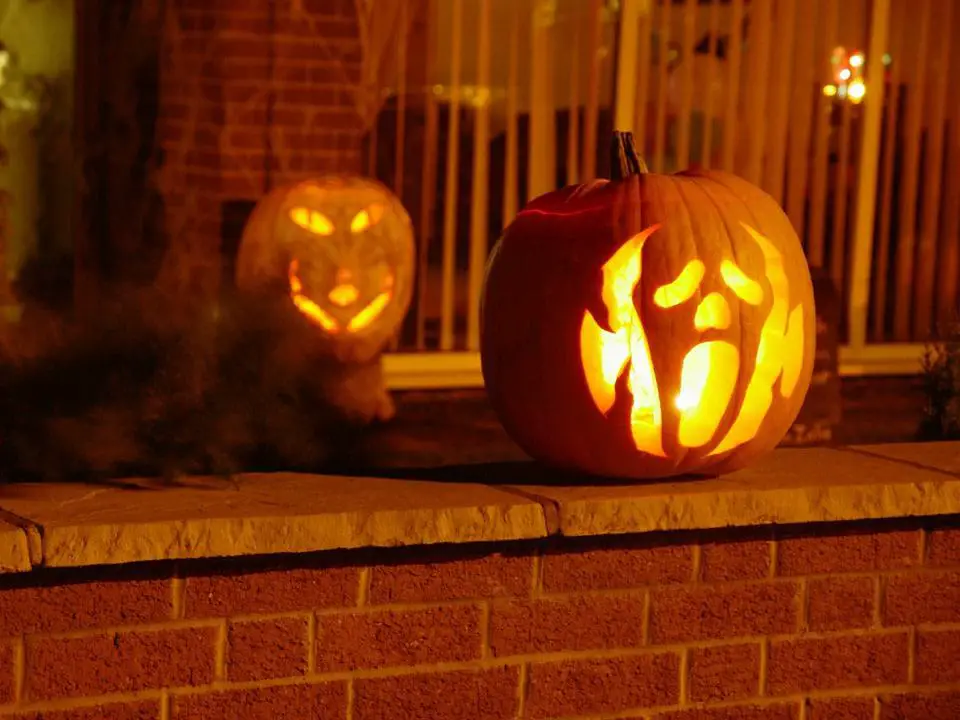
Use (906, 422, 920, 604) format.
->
(0, 442, 956, 570)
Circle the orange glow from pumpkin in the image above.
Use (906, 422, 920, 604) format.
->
(580, 221, 806, 458)
(580, 224, 666, 457)
(653, 260, 705, 308)
(720, 260, 763, 305)
(290, 207, 335, 236)
(708, 223, 804, 456)
(350, 203, 385, 233)
(328, 283, 359, 307)
(288, 260, 395, 335)
(289, 260, 339, 333)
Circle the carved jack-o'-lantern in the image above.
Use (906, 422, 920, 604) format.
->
(480, 132, 816, 479)
(235, 176, 415, 360)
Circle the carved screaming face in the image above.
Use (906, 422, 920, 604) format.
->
(479, 131, 816, 479)
(579, 222, 806, 459)
(235, 176, 415, 358)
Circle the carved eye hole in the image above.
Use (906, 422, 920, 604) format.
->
(720, 260, 763, 305)
(653, 260, 705, 308)
(289, 207, 335, 236)
(350, 203, 385, 234)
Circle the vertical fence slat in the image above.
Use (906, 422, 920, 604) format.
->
(675, 0, 696, 171)
(415, 0, 440, 350)
(830, 86, 853, 296)
(502, 2, 520, 225)
(720, 0, 744, 172)
(743, 0, 773, 187)
(653, 0, 671, 173)
(765, 0, 797, 205)
(633, 2, 653, 160)
(700, 0, 721, 169)
(808, 0, 839, 268)
(913, 0, 953, 337)
(938, 103, 960, 326)
(847, 0, 891, 351)
(466, 0, 492, 351)
(439, 0, 463, 351)
(567, 23, 581, 185)
(615, 0, 642, 135)
(582, 0, 604, 180)
(892, 0, 932, 340)
(785, 0, 818, 237)
(529, 0, 555, 199)
(392, 1, 407, 197)
(870, 0, 905, 341)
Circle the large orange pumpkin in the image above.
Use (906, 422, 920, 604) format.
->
(235, 176, 415, 363)
(480, 131, 816, 479)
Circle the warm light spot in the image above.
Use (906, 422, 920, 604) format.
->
(720, 260, 764, 305)
(350, 203, 385, 233)
(288, 260, 338, 333)
(848, 78, 866, 103)
(328, 284, 359, 307)
(780, 305, 805, 397)
(289, 207, 335, 236)
(653, 261, 705, 308)
(710, 223, 800, 456)
(347, 292, 392, 332)
(839, 67, 851, 81)
(823, 83, 838, 97)
(676, 341, 740, 448)
(309, 211, 335, 236)
(850, 52, 864, 68)
(580, 224, 665, 456)
(290, 207, 311, 230)
(694, 293, 732, 331)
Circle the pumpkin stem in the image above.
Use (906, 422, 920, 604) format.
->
(610, 131, 649, 179)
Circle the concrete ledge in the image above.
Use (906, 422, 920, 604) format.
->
(0, 443, 956, 570)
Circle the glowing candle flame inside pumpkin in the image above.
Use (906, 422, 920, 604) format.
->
(579, 221, 806, 458)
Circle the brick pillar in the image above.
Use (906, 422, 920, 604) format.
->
(154, 0, 364, 304)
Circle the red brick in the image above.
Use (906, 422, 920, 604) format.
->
(916, 628, 960, 685)
(184, 564, 358, 617)
(0, 577, 171, 637)
(25, 626, 217, 701)
(884, 571, 960, 625)
(701, 539, 772, 582)
(228, 616, 308, 681)
(650, 705, 798, 720)
(650, 581, 800, 644)
(879, 691, 960, 720)
(525, 653, 680, 718)
(777, 529, 921, 575)
(689, 643, 761, 703)
(542, 540, 693, 593)
(767, 631, 909, 695)
(927, 528, 960, 567)
(173, 681, 347, 720)
(12, 702, 160, 719)
(489, 593, 645, 657)
(807, 576, 875, 631)
(353, 667, 518, 720)
(0, 640, 14, 704)
(369, 553, 534, 604)
(808, 697, 874, 720)
(315, 604, 481, 672)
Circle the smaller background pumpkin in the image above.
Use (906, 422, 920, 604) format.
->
(235, 176, 415, 365)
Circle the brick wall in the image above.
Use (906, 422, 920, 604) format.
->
(0, 518, 958, 719)
(154, 0, 366, 298)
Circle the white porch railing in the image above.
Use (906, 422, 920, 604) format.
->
(369, 0, 958, 390)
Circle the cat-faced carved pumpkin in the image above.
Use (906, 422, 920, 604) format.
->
(235, 176, 415, 362)
(480, 132, 816, 479)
